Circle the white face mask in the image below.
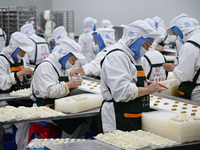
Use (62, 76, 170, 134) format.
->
(65, 61, 73, 69)
(139, 47, 147, 57)
(17, 54, 23, 62)
(95, 44, 100, 51)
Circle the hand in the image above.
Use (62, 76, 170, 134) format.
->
(16, 68, 34, 78)
(155, 44, 164, 52)
(147, 82, 168, 94)
(70, 70, 76, 77)
(66, 77, 82, 89)
(162, 63, 176, 72)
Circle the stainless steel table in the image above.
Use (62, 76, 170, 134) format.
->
(0, 87, 100, 150)
(44, 140, 121, 150)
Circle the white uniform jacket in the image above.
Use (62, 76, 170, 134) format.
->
(30, 54, 69, 101)
(78, 31, 99, 65)
(82, 49, 107, 76)
(0, 48, 30, 91)
(173, 30, 200, 102)
(25, 34, 50, 65)
(100, 40, 140, 133)
(141, 48, 167, 82)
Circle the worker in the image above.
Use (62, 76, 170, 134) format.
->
(70, 27, 116, 77)
(43, 10, 56, 42)
(141, 44, 168, 82)
(174, 15, 200, 65)
(163, 13, 200, 101)
(0, 32, 33, 94)
(0, 28, 6, 52)
(52, 26, 69, 45)
(153, 16, 168, 51)
(100, 20, 168, 133)
(78, 17, 99, 66)
(0, 32, 34, 150)
(21, 23, 51, 65)
(144, 18, 164, 52)
(30, 38, 87, 135)
(101, 19, 113, 28)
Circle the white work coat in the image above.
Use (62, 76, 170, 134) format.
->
(173, 30, 200, 102)
(82, 49, 108, 76)
(155, 23, 167, 44)
(0, 48, 30, 91)
(30, 52, 69, 101)
(174, 39, 183, 65)
(25, 34, 50, 65)
(78, 31, 99, 65)
(141, 48, 167, 82)
(100, 40, 139, 133)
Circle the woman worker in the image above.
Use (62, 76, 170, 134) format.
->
(163, 13, 200, 101)
(70, 27, 116, 77)
(100, 20, 168, 133)
(30, 38, 87, 136)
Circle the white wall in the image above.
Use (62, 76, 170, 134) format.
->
(52, 0, 200, 35)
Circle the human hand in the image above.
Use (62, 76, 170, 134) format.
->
(17, 68, 34, 78)
(67, 77, 82, 89)
(162, 63, 176, 72)
(147, 82, 168, 94)
(70, 70, 76, 77)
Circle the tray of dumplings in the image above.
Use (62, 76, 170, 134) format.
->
(150, 95, 200, 117)
(27, 138, 86, 149)
(78, 79, 101, 94)
(0, 106, 66, 123)
(10, 88, 30, 97)
(95, 130, 179, 150)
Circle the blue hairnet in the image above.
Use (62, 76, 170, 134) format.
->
(59, 52, 73, 70)
(129, 37, 154, 59)
(171, 26, 183, 39)
(11, 47, 21, 62)
(93, 24, 96, 31)
(93, 32, 106, 51)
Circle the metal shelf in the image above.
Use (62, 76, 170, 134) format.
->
(0, 6, 37, 45)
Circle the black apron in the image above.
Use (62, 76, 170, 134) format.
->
(101, 49, 150, 131)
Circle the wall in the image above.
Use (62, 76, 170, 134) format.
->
(0, 0, 52, 30)
(51, 0, 200, 35)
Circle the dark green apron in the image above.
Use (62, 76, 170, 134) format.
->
(101, 49, 150, 131)
(32, 60, 69, 109)
(29, 38, 51, 65)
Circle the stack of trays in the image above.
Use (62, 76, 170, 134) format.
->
(55, 94, 103, 113)
(142, 111, 200, 143)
